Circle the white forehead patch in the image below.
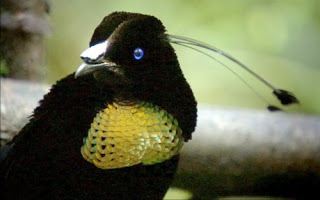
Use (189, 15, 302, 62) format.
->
(80, 40, 108, 63)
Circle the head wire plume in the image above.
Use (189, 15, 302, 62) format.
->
(167, 34, 299, 111)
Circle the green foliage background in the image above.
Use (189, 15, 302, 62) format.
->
(46, 0, 320, 114)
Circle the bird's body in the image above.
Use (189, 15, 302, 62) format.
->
(1, 12, 197, 199)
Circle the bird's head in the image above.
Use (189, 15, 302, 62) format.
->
(75, 12, 180, 93)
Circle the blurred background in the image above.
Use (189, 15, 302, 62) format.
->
(43, 0, 320, 114)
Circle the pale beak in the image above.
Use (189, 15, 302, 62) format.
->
(75, 40, 117, 78)
(75, 62, 115, 78)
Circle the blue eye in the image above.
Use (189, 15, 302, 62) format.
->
(133, 47, 144, 60)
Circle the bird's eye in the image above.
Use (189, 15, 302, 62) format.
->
(133, 48, 144, 60)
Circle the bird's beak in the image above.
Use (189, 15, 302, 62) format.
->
(75, 40, 118, 78)
(75, 62, 117, 78)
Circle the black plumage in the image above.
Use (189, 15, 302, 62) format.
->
(1, 12, 197, 199)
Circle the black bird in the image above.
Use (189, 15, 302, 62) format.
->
(0, 11, 298, 200)
(1, 12, 197, 200)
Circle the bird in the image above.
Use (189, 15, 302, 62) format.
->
(0, 11, 298, 200)
(0, 12, 197, 200)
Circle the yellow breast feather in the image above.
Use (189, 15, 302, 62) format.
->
(81, 102, 183, 169)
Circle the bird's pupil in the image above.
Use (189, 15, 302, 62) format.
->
(133, 48, 144, 60)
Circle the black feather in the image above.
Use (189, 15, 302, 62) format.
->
(273, 89, 300, 105)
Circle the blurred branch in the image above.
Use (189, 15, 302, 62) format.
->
(0, 0, 51, 80)
(1, 78, 319, 199)
(0, 78, 49, 144)
(175, 105, 320, 199)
